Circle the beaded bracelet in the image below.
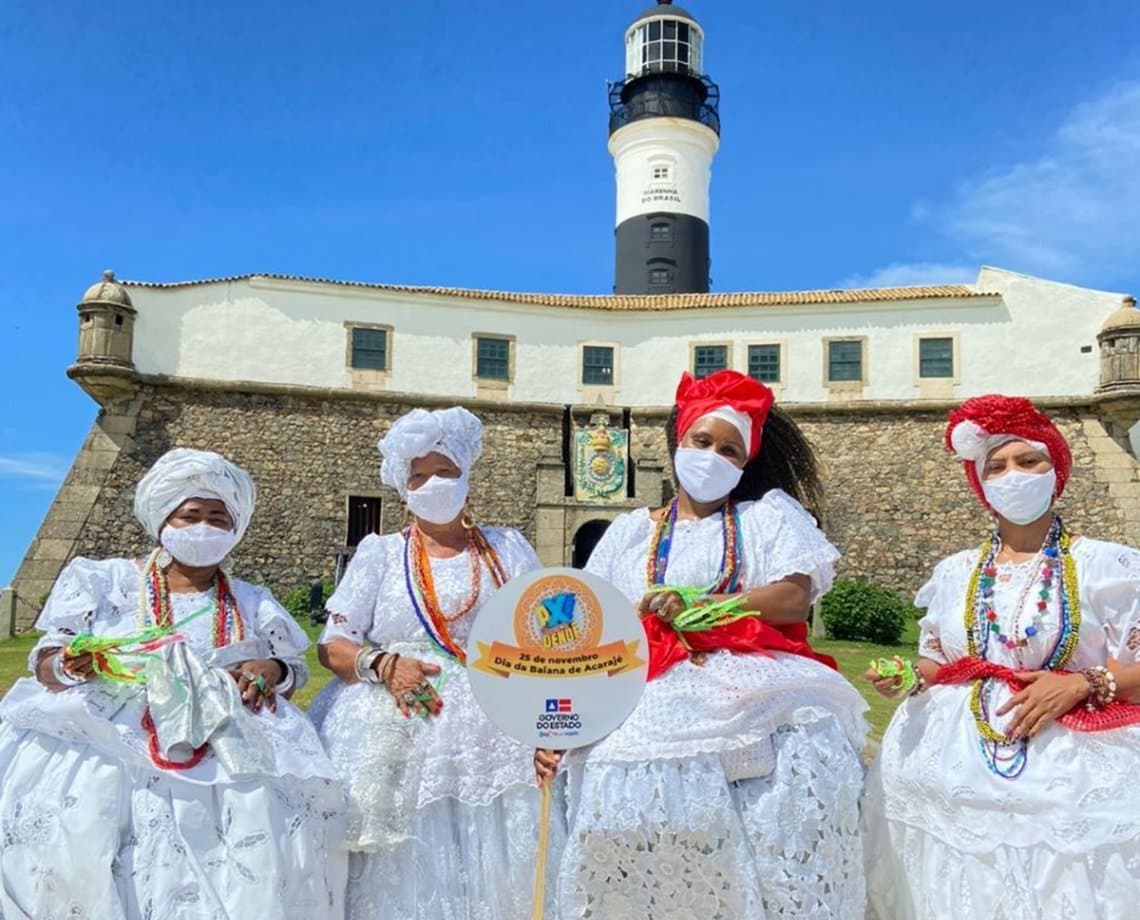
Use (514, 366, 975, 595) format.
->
(1082, 665, 1117, 710)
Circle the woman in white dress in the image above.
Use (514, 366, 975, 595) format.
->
(311, 406, 559, 919)
(864, 394, 1140, 919)
(0, 447, 347, 918)
(538, 370, 869, 919)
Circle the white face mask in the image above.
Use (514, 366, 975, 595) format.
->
(982, 468, 1057, 525)
(406, 474, 469, 525)
(160, 522, 238, 567)
(673, 447, 744, 503)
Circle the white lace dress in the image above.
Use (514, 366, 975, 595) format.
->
(555, 489, 869, 919)
(865, 537, 1140, 919)
(0, 557, 348, 919)
(309, 527, 563, 920)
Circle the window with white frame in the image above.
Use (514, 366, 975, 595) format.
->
(582, 345, 615, 386)
(748, 344, 781, 384)
(350, 326, 388, 371)
(475, 335, 511, 380)
(827, 340, 863, 382)
(629, 18, 702, 75)
(919, 337, 954, 378)
(693, 345, 728, 379)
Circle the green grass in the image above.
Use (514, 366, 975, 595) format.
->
(814, 618, 919, 742)
(0, 617, 917, 743)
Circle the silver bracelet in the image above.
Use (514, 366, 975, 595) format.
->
(51, 650, 84, 688)
(354, 646, 384, 684)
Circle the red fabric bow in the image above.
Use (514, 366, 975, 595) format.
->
(642, 613, 838, 680)
(674, 370, 775, 461)
(933, 657, 1140, 731)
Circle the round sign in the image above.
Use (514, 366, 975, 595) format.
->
(466, 567, 648, 749)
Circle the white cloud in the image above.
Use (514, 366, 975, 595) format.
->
(838, 261, 975, 290)
(0, 453, 69, 489)
(941, 82, 1140, 284)
(846, 81, 1140, 290)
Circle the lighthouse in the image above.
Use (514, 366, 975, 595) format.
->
(609, 1, 720, 294)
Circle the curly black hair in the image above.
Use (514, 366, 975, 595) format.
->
(665, 404, 824, 519)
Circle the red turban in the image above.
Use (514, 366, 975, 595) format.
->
(945, 395, 1072, 508)
(674, 370, 775, 461)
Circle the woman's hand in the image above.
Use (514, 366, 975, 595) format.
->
(60, 650, 96, 681)
(229, 658, 286, 714)
(639, 590, 685, 623)
(997, 671, 1091, 739)
(863, 667, 906, 699)
(534, 749, 563, 787)
(384, 656, 443, 719)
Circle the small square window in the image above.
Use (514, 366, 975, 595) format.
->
(649, 267, 672, 286)
(351, 327, 388, 371)
(828, 340, 863, 382)
(582, 345, 615, 386)
(919, 337, 954, 378)
(476, 336, 510, 380)
(748, 344, 780, 384)
(652, 165, 671, 180)
(650, 222, 672, 241)
(694, 345, 728, 379)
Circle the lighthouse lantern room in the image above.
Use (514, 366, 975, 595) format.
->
(609, 1, 720, 295)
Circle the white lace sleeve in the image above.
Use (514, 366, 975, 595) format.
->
(320, 533, 391, 645)
(491, 527, 542, 579)
(913, 553, 968, 665)
(1086, 543, 1140, 665)
(743, 490, 840, 600)
(28, 557, 123, 671)
(584, 512, 640, 583)
(243, 584, 311, 690)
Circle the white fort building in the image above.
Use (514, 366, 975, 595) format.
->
(10, 0, 1140, 627)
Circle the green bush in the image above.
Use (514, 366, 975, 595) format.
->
(819, 579, 914, 645)
(280, 580, 334, 622)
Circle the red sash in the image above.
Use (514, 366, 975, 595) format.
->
(642, 614, 838, 681)
(933, 656, 1140, 731)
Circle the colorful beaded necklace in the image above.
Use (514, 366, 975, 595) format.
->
(137, 548, 243, 646)
(646, 497, 742, 594)
(962, 515, 1080, 778)
(136, 546, 244, 771)
(402, 523, 508, 664)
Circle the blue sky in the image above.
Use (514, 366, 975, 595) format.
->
(2, 0, 1139, 584)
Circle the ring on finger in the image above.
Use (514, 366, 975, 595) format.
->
(253, 675, 268, 693)
(402, 690, 417, 704)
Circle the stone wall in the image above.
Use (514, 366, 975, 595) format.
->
(12, 384, 565, 626)
(13, 380, 1140, 628)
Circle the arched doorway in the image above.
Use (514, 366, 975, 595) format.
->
(571, 519, 612, 568)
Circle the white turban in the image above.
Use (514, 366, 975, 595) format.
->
(379, 407, 484, 498)
(133, 448, 258, 542)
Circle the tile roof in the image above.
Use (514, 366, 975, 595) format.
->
(120, 272, 994, 311)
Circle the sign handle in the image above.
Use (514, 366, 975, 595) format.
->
(532, 775, 554, 920)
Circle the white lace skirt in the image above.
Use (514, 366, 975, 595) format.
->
(345, 786, 565, 920)
(0, 724, 347, 918)
(556, 717, 865, 919)
(865, 808, 1140, 920)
